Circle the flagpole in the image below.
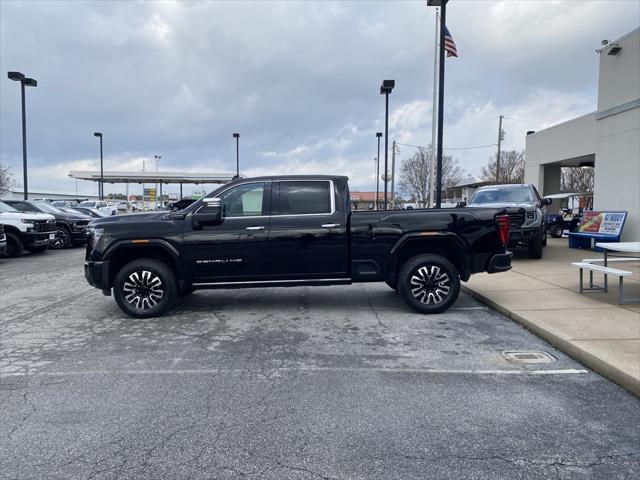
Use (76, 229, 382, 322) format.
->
(429, 9, 439, 208)
(435, 0, 447, 208)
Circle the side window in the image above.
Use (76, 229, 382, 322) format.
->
(218, 182, 265, 217)
(278, 181, 331, 215)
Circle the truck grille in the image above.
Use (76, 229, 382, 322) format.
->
(507, 211, 525, 229)
(34, 220, 57, 233)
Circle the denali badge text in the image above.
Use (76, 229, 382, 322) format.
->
(196, 258, 243, 264)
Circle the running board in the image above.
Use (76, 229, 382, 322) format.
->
(192, 278, 352, 289)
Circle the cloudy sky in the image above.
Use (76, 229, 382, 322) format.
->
(1, 0, 638, 197)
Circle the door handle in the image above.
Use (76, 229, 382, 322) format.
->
(245, 226, 265, 231)
(321, 223, 340, 228)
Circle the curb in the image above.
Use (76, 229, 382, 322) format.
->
(462, 285, 640, 397)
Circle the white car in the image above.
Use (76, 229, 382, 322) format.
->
(79, 200, 116, 216)
(0, 200, 57, 257)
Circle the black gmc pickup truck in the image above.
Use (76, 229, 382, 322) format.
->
(85, 176, 512, 318)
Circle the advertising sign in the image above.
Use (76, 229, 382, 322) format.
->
(144, 188, 156, 202)
(579, 211, 626, 235)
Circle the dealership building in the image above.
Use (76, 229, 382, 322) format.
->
(525, 28, 639, 241)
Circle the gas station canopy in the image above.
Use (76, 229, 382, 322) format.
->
(68, 170, 238, 185)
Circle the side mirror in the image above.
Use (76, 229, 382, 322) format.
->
(542, 198, 553, 206)
(192, 197, 223, 229)
(456, 201, 467, 208)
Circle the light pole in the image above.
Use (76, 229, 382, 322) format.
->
(427, 0, 447, 208)
(154, 155, 161, 206)
(496, 115, 505, 183)
(376, 132, 382, 210)
(7, 72, 37, 200)
(233, 133, 240, 178)
(93, 132, 103, 200)
(380, 80, 395, 210)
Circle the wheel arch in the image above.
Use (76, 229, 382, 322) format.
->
(103, 239, 184, 289)
(388, 233, 472, 286)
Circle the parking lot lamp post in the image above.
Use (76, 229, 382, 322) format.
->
(233, 133, 240, 178)
(376, 132, 382, 210)
(8, 72, 37, 200)
(154, 155, 161, 206)
(93, 132, 103, 200)
(380, 80, 395, 210)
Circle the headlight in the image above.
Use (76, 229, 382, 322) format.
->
(87, 227, 104, 250)
(21, 219, 34, 225)
(72, 222, 87, 229)
(524, 210, 539, 225)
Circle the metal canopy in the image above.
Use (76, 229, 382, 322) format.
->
(68, 170, 237, 185)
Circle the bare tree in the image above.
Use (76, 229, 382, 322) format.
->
(480, 150, 525, 184)
(398, 144, 464, 208)
(0, 161, 14, 196)
(561, 167, 594, 193)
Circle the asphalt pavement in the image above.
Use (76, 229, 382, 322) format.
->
(1, 248, 639, 479)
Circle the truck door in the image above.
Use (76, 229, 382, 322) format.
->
(183, 181, 271, 283)
(267, 180, 348, 278)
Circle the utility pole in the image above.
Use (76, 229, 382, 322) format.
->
(496, 115, 505, 183)
(429, 9, 440, 208)
(390, 140, 397, 209)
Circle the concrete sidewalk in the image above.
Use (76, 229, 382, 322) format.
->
(464, 237, 640, 396)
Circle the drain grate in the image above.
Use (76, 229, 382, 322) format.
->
(501, 351, 557, 364)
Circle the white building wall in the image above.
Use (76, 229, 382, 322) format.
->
(594, 107, 640, 241)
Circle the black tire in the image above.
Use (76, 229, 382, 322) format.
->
(384, 280, 397, 291)
(113, 258, 178, 318)
(397, 254, 461, 314)
(52, 225, 71, 249)
(549, 224, 563, 238)
(542, 232, 548, 247)
(529, 238, 544, 259)
(4, 232, 24, 258)
(25, 244, 49, 254)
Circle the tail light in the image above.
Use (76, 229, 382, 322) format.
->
(496, 214, 509, 247)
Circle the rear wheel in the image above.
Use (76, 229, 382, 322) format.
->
(384, 279, 397, 291)
(4, 233, 23, 258)
(113, 258, 178, 318)
(397, 254, 460, 314)
(549, 224, 563, 238)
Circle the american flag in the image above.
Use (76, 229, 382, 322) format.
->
(443, 24, 458, 57)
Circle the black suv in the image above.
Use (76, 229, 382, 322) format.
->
(4, 200, 92, 248)
(467, 184, 551, 259)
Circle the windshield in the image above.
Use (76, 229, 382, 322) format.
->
(0, 201, 19, 213)
(470, 186, 535, 205)
(80, 201, 96, 207)
(31, 201, 64, 214)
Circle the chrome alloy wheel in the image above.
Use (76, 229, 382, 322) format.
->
(122, 270, 164, 310)
(410, 265, 451, 304)
(52, 229, 67, 249)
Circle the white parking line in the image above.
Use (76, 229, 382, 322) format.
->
(1, 367, 589, 378)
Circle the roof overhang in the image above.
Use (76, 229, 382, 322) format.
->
(68, 170, 238, 184)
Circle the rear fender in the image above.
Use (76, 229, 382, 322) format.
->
(388, 233, 472, 284)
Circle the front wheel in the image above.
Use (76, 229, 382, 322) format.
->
(529, 238, 544, 259)
(52, 225, 71, 249)
(397, 254, 461, 314)
(113, 258, 178, 318)
(4, 232, 24, 258)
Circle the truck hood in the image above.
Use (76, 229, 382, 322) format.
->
(0, 211, 56, 222)
(467, 202, 536, 209)
(90, 211, 166, 227)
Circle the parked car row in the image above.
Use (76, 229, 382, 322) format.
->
(0, 199, 93, 258)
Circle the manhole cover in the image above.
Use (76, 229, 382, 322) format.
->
(501, 351, 557, 364)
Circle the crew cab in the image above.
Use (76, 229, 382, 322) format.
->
(4, 200, 92, 249)
(85, 176, 512, 318)
(0, 200, 57, 257)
